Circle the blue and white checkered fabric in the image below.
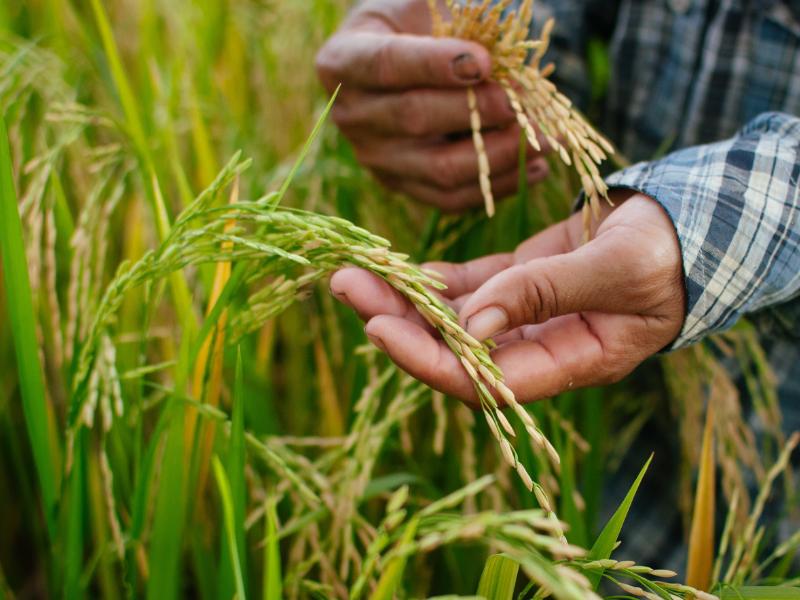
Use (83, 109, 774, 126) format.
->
(607, 113, 800, 349)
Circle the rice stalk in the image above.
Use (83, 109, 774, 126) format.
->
(722, 432, 800, 585)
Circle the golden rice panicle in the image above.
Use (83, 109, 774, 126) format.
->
(430, 0, 616, 241)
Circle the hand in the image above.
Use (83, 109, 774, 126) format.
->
(315, 0, 551, 212)
(329, 191, 686, 407)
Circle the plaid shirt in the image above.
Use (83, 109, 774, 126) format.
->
(501, 0, 800, 575)
(525, 0, 800, 350)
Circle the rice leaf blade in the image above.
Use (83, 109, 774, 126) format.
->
(64, 430, 85, 600)
(368, 518, 418, 600)
(476, 554, 520, 600)
(584, 454, 653, 589)
(272, 86, 340, 206)
(146, 321, 195, 600)
(0, 111, 59, 541)
(213, 456, 247, 600)
(88, 0, 149, 163)
(218, 349, 248, 600)
(687, 399, 716, 591)
(720, 587, 800, 599)
(263, 496, 282, 600)
(88, 0, 193, 324)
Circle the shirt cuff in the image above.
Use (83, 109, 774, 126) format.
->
(601, 112, 800, 350)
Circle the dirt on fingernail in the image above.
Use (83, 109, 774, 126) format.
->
(452, 53, 481, 80)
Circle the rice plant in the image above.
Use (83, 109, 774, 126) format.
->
(0, 1, 798, 599)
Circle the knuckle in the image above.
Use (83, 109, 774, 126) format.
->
(397, 91, 427, 136)
(430, 151, 461, 190)
(372, 39, 396, 88)
(520, 267, 558, 323)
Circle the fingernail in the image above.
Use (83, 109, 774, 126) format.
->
(364, 327, 387, 353)
(465, 307, 508, 341)
(452, 53, 481, 80)
(329, 286, 353, 310)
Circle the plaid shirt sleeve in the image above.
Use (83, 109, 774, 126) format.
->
(603, 112, 800, 350)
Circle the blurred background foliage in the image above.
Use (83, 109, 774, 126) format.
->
(0, 0, 797, 599)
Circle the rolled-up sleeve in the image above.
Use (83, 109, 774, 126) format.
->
(603, 112, 800, 349)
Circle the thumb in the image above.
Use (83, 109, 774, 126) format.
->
(458, 233, 676, 341)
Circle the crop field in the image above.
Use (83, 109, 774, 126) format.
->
(0, 1, 798, 599)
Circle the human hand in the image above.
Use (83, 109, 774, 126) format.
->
(329, 190, 686, 407)
(315, 0, 551, 212)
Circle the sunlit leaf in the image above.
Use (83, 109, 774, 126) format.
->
(0, 111, 58, 541)
(584, 454, 653, 589)
(476, 555, 520, 600)
(218, 349, 248, 600)
(263, 495, 282, 600)
(368, 518, 418, 600)
(720, 586, 800, 599)
(687, 399, 716, 591)
(213, 456, 247, 600)
(146, 319, 195, 600)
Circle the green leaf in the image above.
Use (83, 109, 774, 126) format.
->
(476, 555, 520, 600)
(129, 400, 172, 539)
(426, 597, 486, 599)
(368, 518, 419, 600)
(720, 587, 800, 599)
(213, 456, 247, 600)
(272, 86, 340, 207)
(263, 496, 282, 600)
(87, 0, 149, 166)
(88, 0, 193, 323)
(64, 430, 85, 600)
(146, 320, 195, 600)
(218, 349, 248, 600)
(584, 454, 653, 589)
(0, 111, 59, 541)
(363, 474, 423, 502)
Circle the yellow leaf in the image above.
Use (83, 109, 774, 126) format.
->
(687, 397, 716, 591)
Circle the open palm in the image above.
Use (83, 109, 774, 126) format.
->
(330, 190, 686, 407)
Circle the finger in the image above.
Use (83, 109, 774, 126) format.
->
(513, 216, 578, 262)
(329, 268, 439, 335)
(459, 225, 681, 341)
(364, 315, 480, 407)
(316, 31, 492, 92)
(333, 82, 515, 138)
(424, 210, 575, 299)
(362, 125, 542, 191)
(424, 255, 516, 299)
(377, 157, 548, 211)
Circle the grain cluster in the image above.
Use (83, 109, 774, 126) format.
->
(429, 0, 615, 241)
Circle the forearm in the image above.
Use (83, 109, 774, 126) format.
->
(603, 112, 800, 349)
